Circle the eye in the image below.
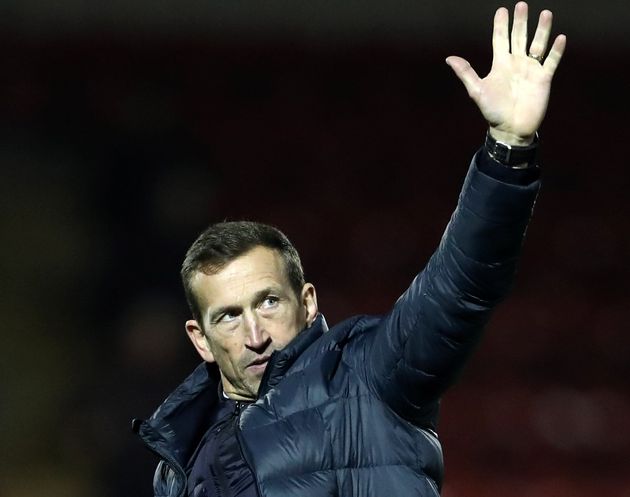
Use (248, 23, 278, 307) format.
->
(218, 311, 240, 324)
(260, 296, 279, 309)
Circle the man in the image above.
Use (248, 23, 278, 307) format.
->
(133, 3, 566, 496)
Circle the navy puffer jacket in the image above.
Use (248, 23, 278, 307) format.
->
(134, 153, 540, 497)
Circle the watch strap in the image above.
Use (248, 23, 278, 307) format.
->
(484, 131, 539, 168)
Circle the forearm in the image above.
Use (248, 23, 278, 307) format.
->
(365, 150, 540, 415)
(405, 150, 540, 378)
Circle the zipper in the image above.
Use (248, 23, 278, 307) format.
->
(234, 402, 263, 497)
(139, 401, 258, 497)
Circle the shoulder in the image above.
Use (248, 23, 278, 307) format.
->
(325, 314, 382, 348)
(311, 314, 386, 371)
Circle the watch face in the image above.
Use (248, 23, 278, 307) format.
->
(495, 144, 510, 163)
(485, 135, 509, 163)
(486, 133, 537, 167)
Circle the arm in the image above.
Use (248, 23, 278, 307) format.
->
(360, 2, 566, 422)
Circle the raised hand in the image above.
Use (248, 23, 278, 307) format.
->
(446, 1, 566, 145)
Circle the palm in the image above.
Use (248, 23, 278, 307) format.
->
(447, 2, 566, 144)
(477, 55, 552, 138)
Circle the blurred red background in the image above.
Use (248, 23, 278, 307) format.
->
(1, 2, 629, 496)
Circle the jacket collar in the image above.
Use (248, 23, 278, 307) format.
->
(135, 314, 328, 467)
(134, 362, 221, 469)
(257, 313, 328, 397)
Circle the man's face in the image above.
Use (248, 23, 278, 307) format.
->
(186, 246, 317, 401)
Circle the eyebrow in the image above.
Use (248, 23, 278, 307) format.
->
(207, 287, 283, 324)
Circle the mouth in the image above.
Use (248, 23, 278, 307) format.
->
(246, 355, 271, 373)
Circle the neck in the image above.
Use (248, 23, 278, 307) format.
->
(221, 384, 257, 402)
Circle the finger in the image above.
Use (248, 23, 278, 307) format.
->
(543, 34, 567, 76)
(529, 9, 553, 58)
(445, 56, 482, 100)
(492, 7, 510, 61)
(511, 1, 529, 55)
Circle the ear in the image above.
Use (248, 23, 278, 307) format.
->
(301, 283, 318, 327)
(185, 320, 216, 363)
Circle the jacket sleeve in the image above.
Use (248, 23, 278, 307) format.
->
(360, 151, 541, 423)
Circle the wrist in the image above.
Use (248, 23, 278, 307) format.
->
(484, 130, 539, 169)
(476, 146, 541, 185)
(488, 128, 536, 147)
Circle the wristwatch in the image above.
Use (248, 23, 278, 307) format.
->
(484, 131, 539, 169)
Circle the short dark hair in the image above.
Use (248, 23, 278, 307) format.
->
(181, 221, 305, 326)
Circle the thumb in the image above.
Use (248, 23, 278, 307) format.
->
(446, 56, 481, 100)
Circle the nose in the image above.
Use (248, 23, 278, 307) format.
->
(243, 311, 271, 352)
